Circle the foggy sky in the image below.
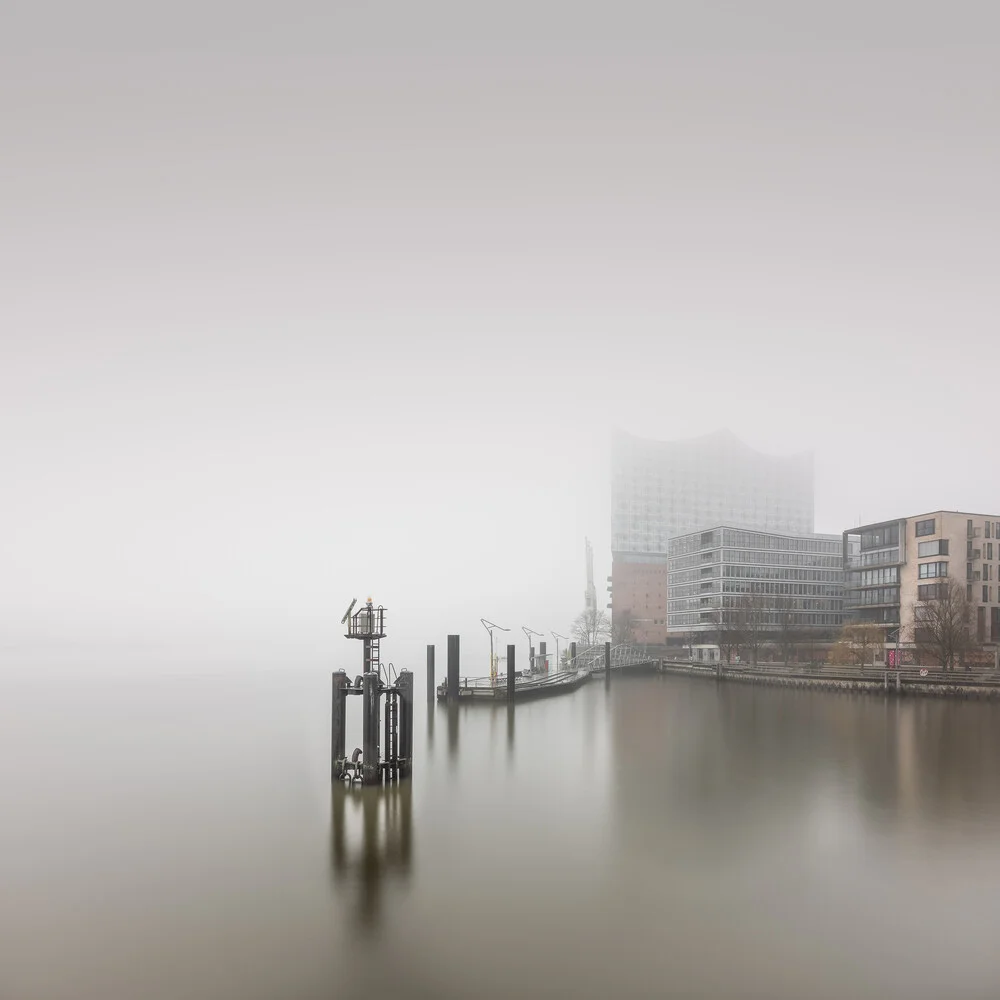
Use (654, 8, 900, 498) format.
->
(3, 2, 998, 668)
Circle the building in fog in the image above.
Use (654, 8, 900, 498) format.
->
(612, 428, 814, 552)
(666, 525, 845, 638)
(843, 511, 1000, 650)
(607, 553, 668, 645)
(610, 429, 815, 645)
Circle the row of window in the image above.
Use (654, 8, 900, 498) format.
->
(917, 539, 949, 557)
(670, 612, 843, 627)
(918, 561, 949, 580)
(669, 595, 844, 612)
(848, 587, 900, 606)
(671, 582, 844, 599)
(852, 547, 900, 568)
(855, 566, 899, 586)
(861, 524, 900, 550)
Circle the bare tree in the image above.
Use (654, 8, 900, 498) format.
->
(776, 597, 797, 666)
(573, 606, 611, 647)
(735, 589, 768, 666)
(713, 603, 741, 664)
(612, 608, 636, 645)
(828, 622, 884, 669)
(910, 577, 975, 671)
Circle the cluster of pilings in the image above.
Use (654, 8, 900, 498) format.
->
(331, 670, 413, 786)
(425, 635, 523, 701)
(425, 636, 609, 701)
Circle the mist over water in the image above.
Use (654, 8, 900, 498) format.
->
(4, 664, 1000, 1000)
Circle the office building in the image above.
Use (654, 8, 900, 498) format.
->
(667, 525, 845, 636)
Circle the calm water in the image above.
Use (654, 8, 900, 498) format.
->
(4, 664, 1000, 999)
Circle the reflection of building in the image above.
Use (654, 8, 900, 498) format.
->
(611, 429, 815, 646)
(843, 510, 1000, 649)
(667, 525, 845, 637)
(330, 784, 412, 929)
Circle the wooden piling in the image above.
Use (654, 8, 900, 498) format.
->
(605, 641, 611, 681)
(447, 634, 460, 700)
(426, 644, 435, 704)
(507, 643, 515, 700)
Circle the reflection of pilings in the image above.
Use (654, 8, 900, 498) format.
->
(363, 672, 380, 785)
(332, 780, 346, 870)
(331, 670, 349, 780)
(447, 634, 460, 699)
(507, 703, 515, 753)
(426, 701, 434, 746)
(426, 644, 435, 704)
(330, 784, 413, 932)
(447, 702, 459, 760)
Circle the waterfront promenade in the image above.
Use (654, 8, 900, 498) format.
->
(658, 659, 1000, 700)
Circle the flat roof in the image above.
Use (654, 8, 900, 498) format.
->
(844, 510, 1000, 533)
(669, 524, 840, 542)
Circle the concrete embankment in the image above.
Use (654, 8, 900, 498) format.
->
(657, 661, 1000, 700)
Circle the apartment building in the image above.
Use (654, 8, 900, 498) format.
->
(842, 511, 1000, 648)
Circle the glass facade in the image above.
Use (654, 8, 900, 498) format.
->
(666, 526, 845, 632)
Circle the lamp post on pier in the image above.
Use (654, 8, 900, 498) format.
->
(481, 619, 510, 686)
(551, 631, 569, 671)
(522, 626, 544, 675)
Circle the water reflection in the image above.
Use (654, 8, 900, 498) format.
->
(506, 704, 514, 757)
(330, 783, 412, 931)
(446, 701, 459, 761)
(609, 678, 1000, 856)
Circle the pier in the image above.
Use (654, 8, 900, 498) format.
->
(434, 639, 657, 703)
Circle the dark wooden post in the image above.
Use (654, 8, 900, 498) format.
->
(539, 641, 547, 673)
(570, 642, 577, 669)
(605, 641, 611, 682)
(507, 643, 516, 701)
(331, 670, 349, 780)
(447, 634, 460, 700)
(426, 644, 436, 704)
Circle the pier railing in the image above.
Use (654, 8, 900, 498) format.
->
(567, 643, 651, 672)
